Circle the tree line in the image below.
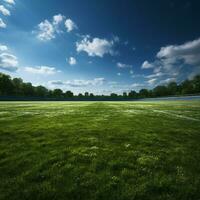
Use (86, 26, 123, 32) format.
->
(0, 72, 200, 100)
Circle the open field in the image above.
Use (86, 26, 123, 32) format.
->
(0, 101, 200, 200)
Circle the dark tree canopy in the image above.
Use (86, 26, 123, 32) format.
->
(0, 72, 200, 100)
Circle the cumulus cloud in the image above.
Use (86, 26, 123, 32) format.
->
(117, 62, 132, 68)
(0, 44, 8, 51)
(141, 61, 154, 69)
(141, 37, 200, 85)
(37, 20, 55, 41)
(50, 77, 105, 87)
(3, 0, 15, 4)
(25, 66, 60, 75)
(76, 36, 115, 57)
(68, 57, 77, 65)
(0, 18, 6, 28)
(156, 37, 200, 66)
(53, 14, 64, 25)
(0, 5, 10, 16)
(0, 53, 18, 71)
(36, 14, 71, 41)
(65, 19, 77, 32)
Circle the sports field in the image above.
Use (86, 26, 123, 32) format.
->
(0, 101, 200, 200)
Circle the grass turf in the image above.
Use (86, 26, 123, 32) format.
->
(0, 101, 200, 200)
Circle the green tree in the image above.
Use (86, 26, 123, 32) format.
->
(65, 91, 74, 98)
(153, 86, 168, 97)
(110, 93, 118, 98)
(123, 92, 127, 98)
(192, 75, 200, 93)
(85, 92, 89, 97)
(181, 80, 195, 94)
(139, 89, 149, 98)
(53, 89, 63, 97)
(128, 90, 137, 98)
(167, 82, 178, 95)
(35, 86, 48, 97)
(0, 73, 14, 95)
(89, 93, 94, 98)
(78, 93, 83, 98)
(22, 83, 35, 96)
(12, 78, 23, 96)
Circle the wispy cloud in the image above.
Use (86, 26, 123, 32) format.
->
(147, 78, 157, 85)
(25, 66, 60, 75)
(49, 77, 105, 87)
(117, 62, 132, 68)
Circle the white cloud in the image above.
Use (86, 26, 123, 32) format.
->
(0, 18, 6, 28)
(159, 77, 176, 85)
(50, 77, 105, 87)
(141, 61, 154, 69)
(146, 72, 165, 79)
(36, 15, 78, 41)
(117, 72, 121, 76)
(131, 74, 145, 79)
(49, 80, 64, 85)
(76, 36, 115, 57)
(0, 53, 18, 71)
(25, 66, 60, 75)
(131, 83, 144, 88)
(53, 14, 64, 25)
(147, 78, 157, 85)
(65, 19, 77, 32)
(157, 37, 200, 66)
(130, 70, 134, 74)
(0, 5, 10, 16)
(37, 20, 55, 41)
(68, 57, 77, 65)
(117, 62, 132, 68)
(108, 81, 118, 85)
(141, 38, 200, 83)
(3, 0, 15, 4)
(0, 44, 8, 51)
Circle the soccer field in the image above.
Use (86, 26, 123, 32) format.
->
(0, 101, 200, 200)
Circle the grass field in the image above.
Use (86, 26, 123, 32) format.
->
(0, 101, 200, 200)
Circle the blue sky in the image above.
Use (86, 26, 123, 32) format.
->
(0, 0, 200, 94)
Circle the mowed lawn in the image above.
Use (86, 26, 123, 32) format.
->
(0, 101, 200, 200)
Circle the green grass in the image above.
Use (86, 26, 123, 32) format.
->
(0, 101, 200, 200)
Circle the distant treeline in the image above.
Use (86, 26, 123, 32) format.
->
(0, 72, 200, 100)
